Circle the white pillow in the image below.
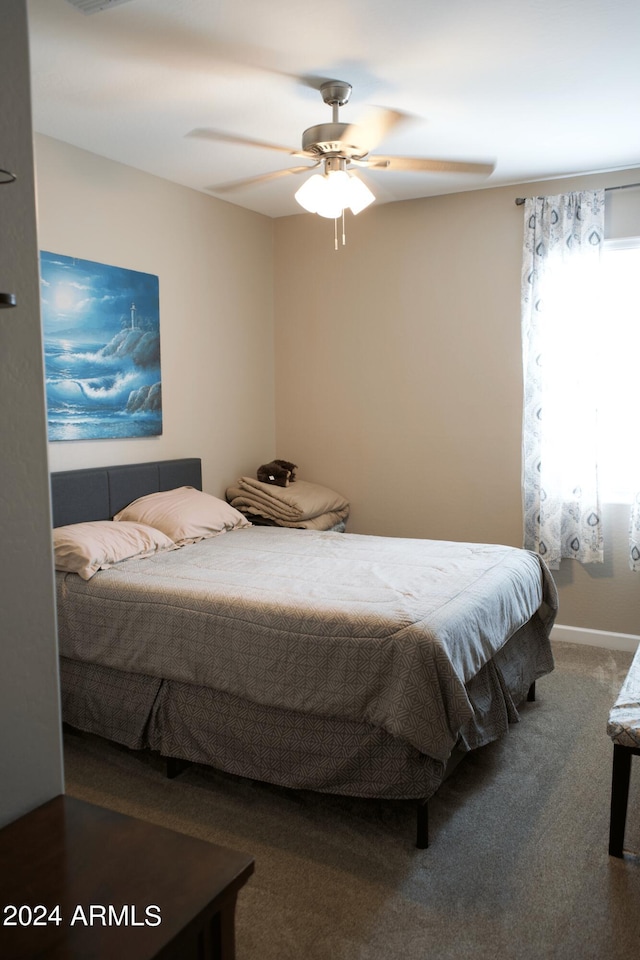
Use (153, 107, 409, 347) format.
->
(113, 486, 251, 545)
(53, 520, 177, 580)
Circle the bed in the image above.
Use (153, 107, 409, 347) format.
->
(51, 457, 557, 847)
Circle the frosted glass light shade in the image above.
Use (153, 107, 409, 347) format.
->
(346, 173, 375, 214)
(294, 173, 327, 214)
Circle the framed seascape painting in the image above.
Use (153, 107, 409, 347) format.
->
(40, 252, 162, 441)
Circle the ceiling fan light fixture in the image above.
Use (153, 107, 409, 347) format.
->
(294, 168, 375, 219)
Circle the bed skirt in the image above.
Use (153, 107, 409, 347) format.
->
(59, 617, 552, 802)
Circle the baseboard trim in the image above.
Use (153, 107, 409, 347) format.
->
(551, 623, 640, 653)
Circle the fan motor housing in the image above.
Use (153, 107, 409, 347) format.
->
(301, 123, 366, 159)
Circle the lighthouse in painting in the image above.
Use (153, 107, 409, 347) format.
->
(130, 301, 137, 329)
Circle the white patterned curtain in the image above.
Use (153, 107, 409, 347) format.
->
(630, 496, 640, 571)
(521, 190, 605, 569)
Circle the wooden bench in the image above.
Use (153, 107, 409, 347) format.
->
(0, 795, 254, 958)
(607, 644, 640, 857)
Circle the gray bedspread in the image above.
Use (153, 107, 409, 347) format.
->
(55, 527, 557, 764)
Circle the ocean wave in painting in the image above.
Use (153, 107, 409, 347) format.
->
(44, 330, 162, 440)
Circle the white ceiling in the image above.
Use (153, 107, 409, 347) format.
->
(27, 0, 640, 218)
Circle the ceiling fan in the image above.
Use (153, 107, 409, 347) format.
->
(189, 80, 495, 224)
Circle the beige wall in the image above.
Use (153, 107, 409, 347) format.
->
(274, 170, 640, 637)
(35, 135, 276, 498)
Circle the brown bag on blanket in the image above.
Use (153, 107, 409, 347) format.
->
(257, 459, 298, 487)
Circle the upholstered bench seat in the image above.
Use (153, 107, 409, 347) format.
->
(607, 644, 640, 857)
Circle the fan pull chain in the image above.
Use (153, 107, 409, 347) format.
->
(333, 212, 347, 251)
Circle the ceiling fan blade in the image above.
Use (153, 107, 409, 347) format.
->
(206, 164, 319, 194)
(188, 128, 299, 155)
(296, 73, 338, 91)
(366, 155, 496, 175)
(342, 107, 414, 156)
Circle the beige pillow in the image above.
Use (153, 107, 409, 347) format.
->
(113, 486, 251, 545)
(53, 520, 177, 580)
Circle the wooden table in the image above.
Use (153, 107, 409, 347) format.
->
(0, 795, 254, 959)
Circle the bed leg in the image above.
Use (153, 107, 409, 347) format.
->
(609, 743, 634, 857)
(165, 757, 191, 780)
(527, 681, 536, 702)
(416, 798, 429, 849)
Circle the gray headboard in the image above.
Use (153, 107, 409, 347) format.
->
(50, 458, 202, 528)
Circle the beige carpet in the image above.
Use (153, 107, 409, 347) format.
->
(63, 641, 640, 959)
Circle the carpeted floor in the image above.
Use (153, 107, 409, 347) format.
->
(63, 641, 640, 960)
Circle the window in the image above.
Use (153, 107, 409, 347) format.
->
(597, 237, 640, 503)
(521, 188, 640, 568)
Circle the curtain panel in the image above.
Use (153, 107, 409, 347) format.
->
(521, 190, 605, 569)
(630, 497, 640, 571)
